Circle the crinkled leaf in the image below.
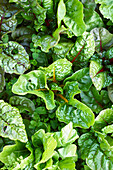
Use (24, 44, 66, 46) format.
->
(64, 67, 92, 91)
(90, 60, 106, 91)
(9, 96, 35, 113)
(42, 0, 54, 17)
(63, 81, 81, 101)
(78, 133, 113, 170)
(0, 41, 30, 74)
(81, 0, 104, 31)
(49, 82, 63, 94)
(85, 11, 104, 31)
(108, 84, 113, 102)
(39, 58, 72, 81)
(52, 38, 74, 61)
(93, 108, 113, 132)
(53, 122, 79, 147)
(56, 99, 94, 129)
(0, 1, 19, 35)
(67, 32, 95, 63)
(0, 66, 5, 92)
(32, 26, 67, 52)
(57, 0, 66, 27)
(58, 144, 77, 160)
(12, 70, 55, 110)
(90, 27, 113, 52)
(95, 0, 113, 22)
(0, 141, 34, 170)
(63, 0, 86, 36)
(0, 100, 28, 143)
(80, 86, 111, 114)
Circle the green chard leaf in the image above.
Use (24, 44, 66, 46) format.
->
(90, 60, 106, 91)
(53, 122, 79, 147)
(64, 67, 92, 91)
(0, 1, 19, 36)
(57, 0, 66, 28)
(67, 32, 95, 65)
(12, 70, 55, 110)
(63, 0, 86, 36)
(95, 0, 113, 22)
(0, 100, 28, 143)
(81, 0, 104, 31)
(93, 108, 113, 133)
(39, 58, 72, 81)
(32, 26, 67, 52)
(56, 81, 95, 129)
(0, 141, 34, 170)
(0, 41, 30, 74)
(90, 27, 113, 52)
(0, 66, 5, 92)
(80, 86, 112, 114)
(78, 132, 113, 170)
(9, 96, 35, 113)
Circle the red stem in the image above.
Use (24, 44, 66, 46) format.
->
(0, 14, 5, 34)
(109, 58, 113, 63)
(71, 44, 85, 63)
(94, 67, 105, 77)
(45, 19, 50, 27)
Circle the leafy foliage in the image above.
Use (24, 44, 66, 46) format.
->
(0, 0, 113, 169)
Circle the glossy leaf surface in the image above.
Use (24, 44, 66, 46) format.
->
(0, 67, 5, 92)
(0, 41, 30, 74)
(12, 70, 55, 110)
(63, 0, 86, 36)
(0, 100, 28, 142)
(9, 96, 35, 113)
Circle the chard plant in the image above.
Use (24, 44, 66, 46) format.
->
(0, 0, 113, 169)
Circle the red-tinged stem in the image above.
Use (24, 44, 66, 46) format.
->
(94, 67, 105, 77)
(45, 19, 50, 27)
(0, 14, 5, 35)
(95, 100, 103, 108)
(71, 44, 85, 63)
(33, 13, 36, 19)
(100, 39, 103, 52)
(109, 58, 113, 63)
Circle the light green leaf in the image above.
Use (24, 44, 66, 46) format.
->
(0, 141, 34, 170)
(0, 67, 5, 92)
(34, 136, 57, 169)
(39, 58, 72, 81)
(58, 157, 76, 170)
(42, 0, 54, 17)
(90, 60, 106, 91)
(64, 68, 92, 91)
(58, 144, 77, 160)
(63, 0, 86, 36)
(53, 122, 79, 147)
(12, 70, 55, 110)
(32, 26, 67, 52)
(93, 108, 113, 132)
(57, 0, 66, 27)
(0, 41, 30, 74)
(9, 96, 35, 113)
(95, 0, 113, 22)
(56, 99, 94, 129)
(0, 100, 28, 142)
